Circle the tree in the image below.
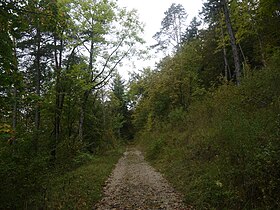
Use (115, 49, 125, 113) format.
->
(0, 0, 26, 134)
(153, 3, 188, 52)
(0, 1, 25, 71)
(221, 0, 241, 85)
(110, 73, 129, 139)
(111, 73, 126, 114)
(16, 0, 57, 154)
(202, 0, 241, 85)
(131, 39, 203, 132)
(67, 0, 145, 141)
(182, 17, 201, 43)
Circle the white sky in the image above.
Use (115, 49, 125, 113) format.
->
(116, 0, 204, 79)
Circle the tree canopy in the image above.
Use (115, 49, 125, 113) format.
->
(1, 0, 280, 209)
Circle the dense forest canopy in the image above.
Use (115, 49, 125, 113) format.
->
(1, 0, 280, 209)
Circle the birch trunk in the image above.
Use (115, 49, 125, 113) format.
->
(221, 26, 230, 80)
(221, 0, 241, 85)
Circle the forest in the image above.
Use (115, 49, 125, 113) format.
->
(0, 0, 280, 209)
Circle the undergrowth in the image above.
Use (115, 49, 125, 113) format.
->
(0, 143, 124, 209)
(44, 147, 124, 209)
(137, 55, 280, 209)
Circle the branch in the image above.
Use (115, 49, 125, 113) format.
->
(82, 40, 91, 54)
(92, 36, 126, 84)
(92, 75, 112, 90)
(66, 39, 89, 71)
(93, 45, 133, 90)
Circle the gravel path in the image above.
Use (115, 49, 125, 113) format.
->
(94, 148, 189, 210)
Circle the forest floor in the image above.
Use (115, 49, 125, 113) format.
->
(94, 147, 190, 210)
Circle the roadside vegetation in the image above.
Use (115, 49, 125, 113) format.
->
(45, 148, 123, 210)
(1, 0, 137, 208)
(1, 0, 279, 209)
(137, 59, 280, 209)
(132, 1, 280, 209)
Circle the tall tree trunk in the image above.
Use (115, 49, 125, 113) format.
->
(12, 86, 17, 130)
(67, 98, 75, 138)
(78, 90, 90, 141)
(78, 38, 94, 141)
(221, 25, 230, 80)
(51, 34, 64, 163)
(221, 0, 241, 85)
(34, 28, 41, 154)
(223, 46, 229, 80)
(12, 37, 18, 131)
(52, 80, 64, 160)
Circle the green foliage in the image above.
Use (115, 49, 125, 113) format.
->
(0, 136, 124, 209)
(182, 17, 201, 43)
(136, 56, 280, 209)
(0, 0, 143, 207)
(167, 107, 187, 127)
(0, 137, 49, 209)
(1, 0, 280, 208)
(44, 148, 124, 209)
(153, 3, 188, 51)
(147, 137, 165, 160)
(130, 40, 203, 130)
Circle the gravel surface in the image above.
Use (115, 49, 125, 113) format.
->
(94, 148, 190, 210)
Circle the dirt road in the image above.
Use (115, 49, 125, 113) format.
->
(94, 148, 189, 210)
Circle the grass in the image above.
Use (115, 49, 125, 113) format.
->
(37, 148, 124, 210)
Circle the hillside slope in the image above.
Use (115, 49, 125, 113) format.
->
(137, 56, 280, 209)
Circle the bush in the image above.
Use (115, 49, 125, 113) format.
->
(136, 56, 280, 209)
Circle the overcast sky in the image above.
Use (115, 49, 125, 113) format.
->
(118, 0, 203, 44)
(116, 0, 204, 79)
